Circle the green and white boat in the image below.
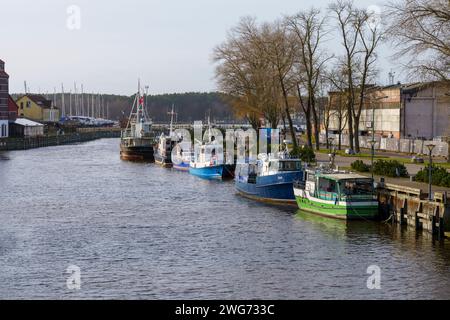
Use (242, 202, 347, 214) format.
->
(293, 169, 379, 220)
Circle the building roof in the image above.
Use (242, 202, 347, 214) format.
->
(21, 94, 54, 109)
(13, 118, 44, 127)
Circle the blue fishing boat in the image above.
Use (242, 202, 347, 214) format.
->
(189, 118, 234, 180)
(189, 142, 235, 179)
(235, 152, 303, 204)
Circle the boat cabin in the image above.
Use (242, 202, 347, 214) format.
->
(157, 133, 178, 156)
(236, 153, 302, 182)
(304, 171, 375, 202)
(192, 143, 224, 167)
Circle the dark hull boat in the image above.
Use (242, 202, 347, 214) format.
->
(120, 81, 155, 162)
(120, 143, 154, 161)
(235, 153, 303, 204)
(154, 147, 173, 167)
(154, 104, 178, 168)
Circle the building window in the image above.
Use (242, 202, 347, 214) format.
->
(26, 101, 31, 108)
(20, 102, 24, 109)
(0, 124, 6, 137)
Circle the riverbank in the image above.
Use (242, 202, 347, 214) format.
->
(0, 128, 121, 151)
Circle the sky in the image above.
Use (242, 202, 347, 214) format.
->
(1, 0, 399, 95)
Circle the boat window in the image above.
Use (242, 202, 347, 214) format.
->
(278, 161, 301, 171)
(318, 178, 337, 193)
(339, 179, 373, 196)
(307, 173, 315, 182)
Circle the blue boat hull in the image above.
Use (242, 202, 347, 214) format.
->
(235, 172, 302, 203)
(173, 161, 190, 172)
(189, 165, 224, 180)
(189, 164, 235, 180)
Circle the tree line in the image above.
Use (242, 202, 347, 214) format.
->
(213, 0, 449, 153)
(12, 92, 235, 123)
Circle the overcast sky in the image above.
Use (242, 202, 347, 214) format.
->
(1, 0, 399, 95)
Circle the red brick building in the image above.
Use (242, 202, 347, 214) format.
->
(0, 59, 9, 137)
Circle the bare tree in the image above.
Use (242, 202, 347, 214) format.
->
(386, 0, 450, 82)
(254, 20, 299, 150)
(286, 8, 331, 150)
(326, 66, 349, 150)
(353, 9, 383, 152)
(329, 0, 360, 151)
(330, 0, 382, 152)
(213, 17, 282, 129)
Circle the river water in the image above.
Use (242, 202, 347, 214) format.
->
(0, 138, 450, 299)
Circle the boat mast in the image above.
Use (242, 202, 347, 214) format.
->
(137, 79, 143, 122)
(208, 115, 212, 142)
(169, 103, 175, 136)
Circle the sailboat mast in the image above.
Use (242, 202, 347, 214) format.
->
(61, 84, 65, 117)
(69, 90, 72, 116)
(81, 84, 84, 116)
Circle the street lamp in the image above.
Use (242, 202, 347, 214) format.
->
(328, 137, 335, 169)
(368, 139, 377, 181)
(327, 136, 334, 154)
(426, 143, 436, 200)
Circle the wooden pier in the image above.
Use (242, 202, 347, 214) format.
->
(377, 182, 450, 239)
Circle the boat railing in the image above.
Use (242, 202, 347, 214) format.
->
(121, 130, 155, 139)
(293, 179, 306, 189)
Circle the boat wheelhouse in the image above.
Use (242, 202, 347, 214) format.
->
(189, 118, 234, 180)
(235, 153, 303, 204)
(154, 105, 179, 168)
(189, 141, 234, 179)
(154, 133, 178, 167)
(294, 170, 378, 220)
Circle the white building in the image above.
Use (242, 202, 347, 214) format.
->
(328, 81, 450, 139)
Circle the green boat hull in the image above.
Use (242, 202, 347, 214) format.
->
(295, 196, 378, 220)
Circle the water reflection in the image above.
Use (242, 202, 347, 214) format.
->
(0, 139, 450, 299)
(0, 152, 10, 161)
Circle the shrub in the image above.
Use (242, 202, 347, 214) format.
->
(291, 145, 316, 163)
(415, 165, 450, 187)
(372, 159, 408, 177)
(351, 160, 370, 172)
